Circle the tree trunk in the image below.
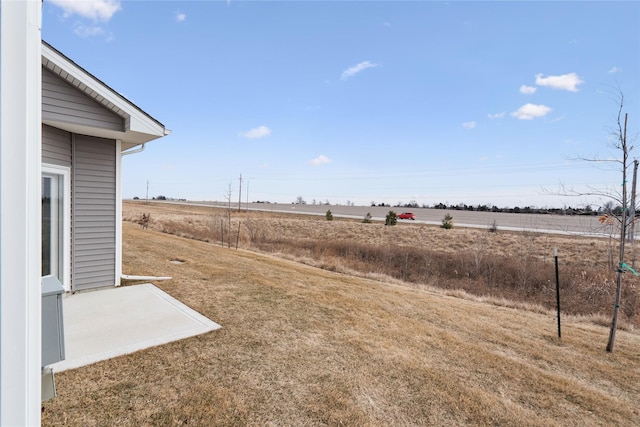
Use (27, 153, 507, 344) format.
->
(606, 112, 629, 353)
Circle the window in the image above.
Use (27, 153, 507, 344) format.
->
(42, 165, 70, 290)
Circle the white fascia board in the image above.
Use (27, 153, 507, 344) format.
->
(128, 108, 166, 137)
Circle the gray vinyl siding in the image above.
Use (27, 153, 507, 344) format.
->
(41, 124, 119, 290)
(42, 67, 124, 132)
(72, 134, 116, 290)
(42, 124, 71, 167)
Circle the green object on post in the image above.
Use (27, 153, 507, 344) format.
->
(620, 262, 639, 276)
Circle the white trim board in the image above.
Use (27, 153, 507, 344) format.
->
(0, 2, 43, 424)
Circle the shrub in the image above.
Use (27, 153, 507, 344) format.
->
(488, 220, 498, 233)
(362, 212, 372, 224)
(325, 210, 334, 221)
(385, 211, 397, 226)
(441, 213, 453, 229)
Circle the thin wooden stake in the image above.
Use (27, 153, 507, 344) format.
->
(554, 247, 561, 339)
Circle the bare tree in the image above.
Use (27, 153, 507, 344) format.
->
(605, 95, 633, 352)
(238, 174, 242, 213)
(553, 90, 636, 352)
(224, 182, 233, 248)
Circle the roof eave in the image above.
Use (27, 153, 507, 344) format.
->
(41, 40, 168, 147)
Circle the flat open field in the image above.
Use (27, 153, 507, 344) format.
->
(124, 201, 614, 261)
(43, 219, 640, 426)
(40, 201, 640, 425)
(158, 200, 610, 235)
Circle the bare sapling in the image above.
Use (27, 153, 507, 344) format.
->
(552, 90, 636, 352)
(225, 182, 233, 248)
(606, 102, 632, 352)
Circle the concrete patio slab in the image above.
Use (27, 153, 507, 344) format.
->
(50, 283, 221, 372)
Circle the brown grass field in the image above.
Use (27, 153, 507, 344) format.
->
(41, 201, 640, 426)
(124, 201, 640, 328)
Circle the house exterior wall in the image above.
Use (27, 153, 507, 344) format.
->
(42, 67, 124, 132)
(42, 124, 71, 167)
(42, 78, 119, 292)
(72, 134, 117, 290)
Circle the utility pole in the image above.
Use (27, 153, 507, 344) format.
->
(238, 174, 242, 212)
(146, 179, 149, 201)
(627, 159, 638, 243)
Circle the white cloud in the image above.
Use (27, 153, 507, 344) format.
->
(240, 125, 271, 139)
(310, 155, 331, 166)
(74, 24, 106, 38)
(175, 12, 186, 22)
(608, 66, 622, 74)
(462, 121, 476, 129)
(535, 72, 584, 92)
(50, 0, 122, 21)
(511, 103, 552, 120)
(341, 61, 378, 80)
(520, 85, 537, 94)
(487, 112, 505, 119)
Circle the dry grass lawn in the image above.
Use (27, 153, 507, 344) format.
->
(42, 220, 640, 426)
(123, 201, 640, 327)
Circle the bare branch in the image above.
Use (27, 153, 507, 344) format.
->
(543, 183, 623, 206)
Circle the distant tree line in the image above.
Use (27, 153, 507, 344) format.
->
(365, 200, 621, 216)
(134, 195, 187, 202)
(430, 203, 604, 216)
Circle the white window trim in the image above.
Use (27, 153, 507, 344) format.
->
(42, 164, 71, 291)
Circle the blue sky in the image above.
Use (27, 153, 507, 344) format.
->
(42, 1, 639, 208)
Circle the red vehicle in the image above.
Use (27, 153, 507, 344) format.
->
(398, 212, 415, 220)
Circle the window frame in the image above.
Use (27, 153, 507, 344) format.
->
(42, 164, 71, 291)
